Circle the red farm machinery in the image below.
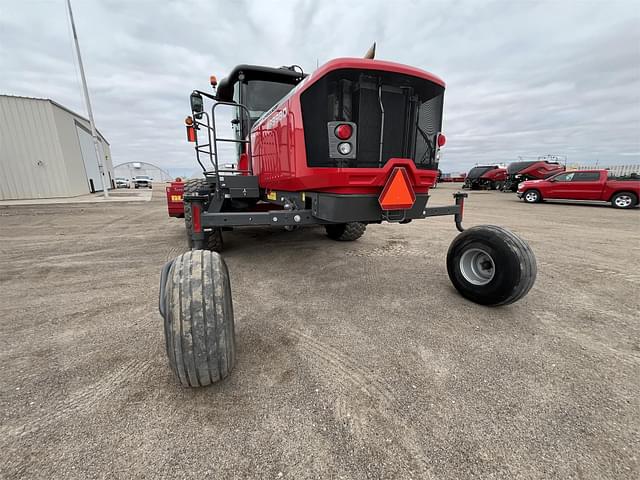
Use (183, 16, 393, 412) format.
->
(503, 159, 566, 192)
(159, 54, 537, 387)
(462, 165, 508, 190)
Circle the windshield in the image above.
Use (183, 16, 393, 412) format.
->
(136, 176, 150, 180)
(244, 80, 296, 118)
(507, 161, 537, 174)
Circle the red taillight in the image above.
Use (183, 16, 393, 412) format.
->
(335, 124, 353, 140)
(192, 204, 202, 232)
(437, 133, 446, 147)
(186, 125, 196, 142)
(238, 152, 249, 173)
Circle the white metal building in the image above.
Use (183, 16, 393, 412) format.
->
(0, 94, 114, 200)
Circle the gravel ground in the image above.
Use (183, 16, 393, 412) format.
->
(1, 184, 638, 479)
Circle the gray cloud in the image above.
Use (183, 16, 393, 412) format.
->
(1, 0, 638, 176)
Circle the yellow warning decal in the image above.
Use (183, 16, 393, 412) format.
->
(171, 195, 182, 202)
(267, 191, 277, 201)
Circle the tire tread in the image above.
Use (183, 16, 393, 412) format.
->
(447, 225, 536, 306)
(163, 250, 235, 387)
(325, 222, 366, 241)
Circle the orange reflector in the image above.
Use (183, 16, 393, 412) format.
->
(378, 167, 416, 210)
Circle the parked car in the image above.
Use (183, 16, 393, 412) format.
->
(517, 170, 640, 208)
(463, 165, 507, 190)
(133, 175, 152, 189)
(115, 177, 130, 188)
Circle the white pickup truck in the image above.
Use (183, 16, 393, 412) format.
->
(132, 175, 152, 189)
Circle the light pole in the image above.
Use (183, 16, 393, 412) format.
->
(66, 0, 109, 198)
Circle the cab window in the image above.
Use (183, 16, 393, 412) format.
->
(553, 173, 575, 182)
(244, 80, 295, 120)
(572, 172, 601, 181)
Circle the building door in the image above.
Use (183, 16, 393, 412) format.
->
(76, 125, 104, 193)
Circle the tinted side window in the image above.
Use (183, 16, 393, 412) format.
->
(554, 173, 575, 182)
(572, 172, 601, 181)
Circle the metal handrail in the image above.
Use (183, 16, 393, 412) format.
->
(210, 101, 254, 199)
(192, 111, 215, 171)
(190, 100, 254, 196)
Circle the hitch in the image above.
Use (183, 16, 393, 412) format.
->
(453, 191, 468, 232)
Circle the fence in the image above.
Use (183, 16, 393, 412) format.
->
(569, 164, 640, 176)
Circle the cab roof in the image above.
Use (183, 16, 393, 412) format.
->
(216, 65, 306, 101)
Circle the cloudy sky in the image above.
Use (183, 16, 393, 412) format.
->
(1, 0, 639, 175)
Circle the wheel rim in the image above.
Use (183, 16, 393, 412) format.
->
(615, 195, 632, 207)
(525, 191, 537, 202)
(459, 248, 495, 286)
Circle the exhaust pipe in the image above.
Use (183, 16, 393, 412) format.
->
(363, 42, 376, 59)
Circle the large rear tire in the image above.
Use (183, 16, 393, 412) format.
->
(325, 222, 366, 241)
(161, 250, 235, 387)
(205, 228, 224, 251)
(447, 225, 536, 306)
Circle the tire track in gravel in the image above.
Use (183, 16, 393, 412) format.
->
(164, 245, 186, 262)
(533, 310, 640, 364)
(38, 246, 124, 262)
(98, 214, 132, 230)
(334, 395, 365, 438)
(291, 328, 396, 408)
(344, 240, 429, 258)
(1, 359, 152, 438)
(539, 261, 640, 285)
(288, 327, 434, 475)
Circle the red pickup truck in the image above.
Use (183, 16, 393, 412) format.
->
(517, 170, 639, 209)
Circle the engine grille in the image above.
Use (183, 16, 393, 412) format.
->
(301, 69, 444, 169)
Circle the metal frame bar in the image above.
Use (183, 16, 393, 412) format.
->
(210, 101, 253, 199)
(193, 111, 214, 172)
(377, 83, 385, 168)
(197, 192, 467, 229)
(190, 94, 254, 190)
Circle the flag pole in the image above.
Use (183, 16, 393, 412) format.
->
(66, 0, 109, 198)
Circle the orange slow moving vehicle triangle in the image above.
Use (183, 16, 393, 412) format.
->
(378, 167, 416, 210)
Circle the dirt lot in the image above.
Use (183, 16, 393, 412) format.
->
(1, 184, 638, 479)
